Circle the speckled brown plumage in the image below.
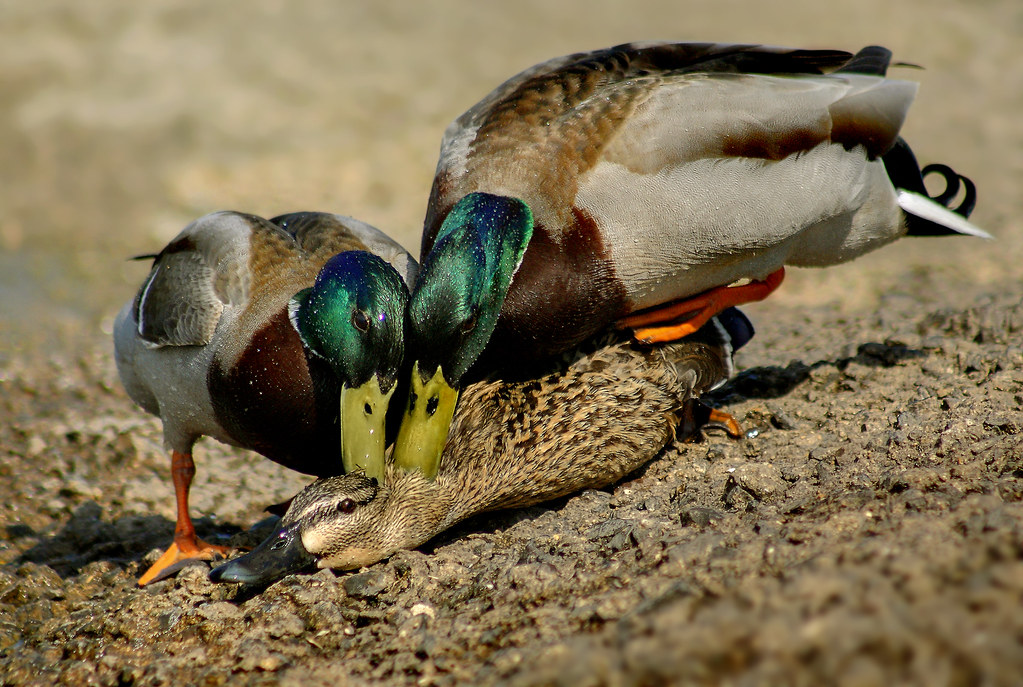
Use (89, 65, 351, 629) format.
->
(439, 336, 729, 519)
(263, 329, 736, 572)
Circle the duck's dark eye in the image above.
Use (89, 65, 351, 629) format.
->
(351, 310, 370, 333)
(460, 311, 478, 336)
(269, 531, 290, 551)
(337, 498, 356, 514)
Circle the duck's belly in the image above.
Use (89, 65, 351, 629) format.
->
(114, 302, 228, 449)
(578, 144, 904, 311)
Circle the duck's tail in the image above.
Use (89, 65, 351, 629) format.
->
(700, 307, 754, 388)
(883, 138, 992, 239)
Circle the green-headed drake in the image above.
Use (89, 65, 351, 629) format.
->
(392, 42, 989, 479)
(210, 308, 753, 584)
(114, 210, 415, 585)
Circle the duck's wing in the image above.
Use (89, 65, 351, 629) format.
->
(132, 211, 262, 347)
(270, 212, 419, 288)
(422, 42, 886, 253)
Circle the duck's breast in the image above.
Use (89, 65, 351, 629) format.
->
(475, 207, 629, 368)
(208, 306, 342, 476)
(204, 219, 363, 475)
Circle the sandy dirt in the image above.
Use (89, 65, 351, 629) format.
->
(1, 1, 1021, 685)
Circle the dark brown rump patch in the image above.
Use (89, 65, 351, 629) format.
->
(721, 121, 829, 161)
(208, 308, 342, 476)
(472, 208, 627, 375)
(830, 97, 903, 159)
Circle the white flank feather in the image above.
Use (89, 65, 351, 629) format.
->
(897, 190, 993, 239)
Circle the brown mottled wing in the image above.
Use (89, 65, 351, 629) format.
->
(422, 42, 857, 254)
(271, 211, 366, 255)
(442, 333, 735, 517)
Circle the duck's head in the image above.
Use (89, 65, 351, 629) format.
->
(290, 251, 409, 479)
(390, 192, 533, 479)
(209, 472, 389, 584)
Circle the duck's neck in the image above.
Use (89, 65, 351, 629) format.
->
(376, 468, 460, 554)
(375, 456, 514, 555)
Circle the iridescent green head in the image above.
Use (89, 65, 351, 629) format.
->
(289, 251, 410, 479)
(393, 192, 533, 479)
(408, 192, 533, 386)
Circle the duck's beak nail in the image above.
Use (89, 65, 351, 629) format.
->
(209, 522, 316, 586)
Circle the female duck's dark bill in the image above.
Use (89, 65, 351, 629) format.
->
(209, 521, 316, 586)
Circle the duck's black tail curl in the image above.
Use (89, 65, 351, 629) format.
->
(883, 137, 988, 238)
(834, 45, 892, 77)
(919, 163, 977, 219)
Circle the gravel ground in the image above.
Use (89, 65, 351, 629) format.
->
(1, 1, 1021, 685)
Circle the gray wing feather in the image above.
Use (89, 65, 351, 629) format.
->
(135, 251, 224, 346)
(134, 211, 254, 347)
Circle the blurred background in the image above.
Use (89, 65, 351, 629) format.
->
(1, 4, 1020, 677)
(1, 0, 1020, 366)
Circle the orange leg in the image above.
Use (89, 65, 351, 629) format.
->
(137, 450, 230, 586)
(619, 268, 785, 343)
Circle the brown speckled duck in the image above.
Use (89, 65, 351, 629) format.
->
(114, 210, 416, 584)
(209, 308, 752, 584)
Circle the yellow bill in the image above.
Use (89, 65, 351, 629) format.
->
(391, 361, 459, 480)
(340, 377, 395, 481)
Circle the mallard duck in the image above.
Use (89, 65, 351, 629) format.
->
(113, 210, 416, 585)
(390, 41, 989, 480)
(209, 308, 753, 584)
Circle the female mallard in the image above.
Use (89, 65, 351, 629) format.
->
(113, 210, 415, 584)
(209, 308, 753, 584)
(391, 42, 989, 479)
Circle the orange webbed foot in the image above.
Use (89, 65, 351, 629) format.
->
(680, 401, 744, 443)
(703, 407, 743, 439)
(138, 536, 232, 586)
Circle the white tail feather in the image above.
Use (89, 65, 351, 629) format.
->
(897, 190, 993, 239)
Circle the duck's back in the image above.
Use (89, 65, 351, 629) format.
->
(437, 324, 739, 524)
